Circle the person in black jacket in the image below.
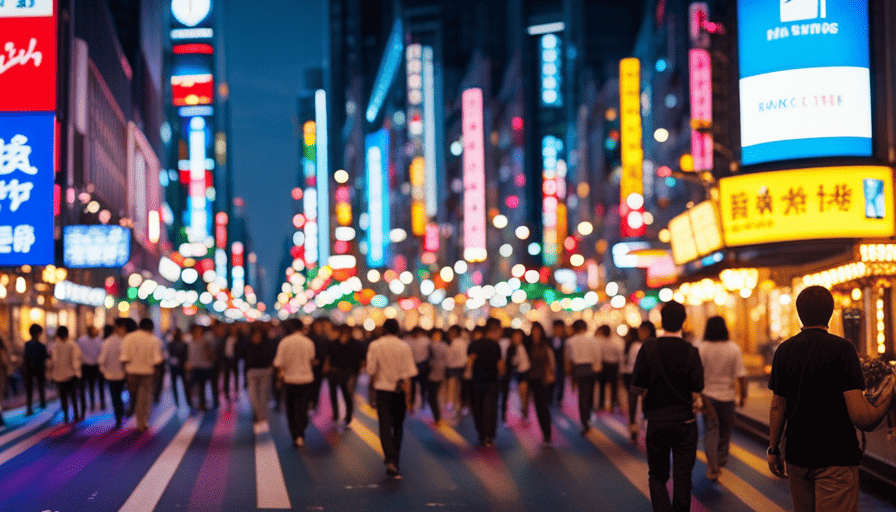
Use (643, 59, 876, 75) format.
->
(326, 325, 366, 425)
(23, 324, 48, 416)
(167, 328, 191, 408)
(245, 325, 277, 423)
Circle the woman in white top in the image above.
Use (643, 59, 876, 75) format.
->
(696, 316, 747, 481)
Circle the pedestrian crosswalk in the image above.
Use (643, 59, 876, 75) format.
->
(0, 386, 892, 512)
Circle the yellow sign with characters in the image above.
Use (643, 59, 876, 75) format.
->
(668, 200, 724, 265)
(718, 166, 895, 247)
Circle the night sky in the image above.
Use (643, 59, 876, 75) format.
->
(224, 0, 325, 305)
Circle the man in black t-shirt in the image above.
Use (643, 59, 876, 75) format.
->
(768, 286, 893, 512)
(467, 317, 505, 447)
(632, 301, 704, 512)
(23, 324, 49, 416)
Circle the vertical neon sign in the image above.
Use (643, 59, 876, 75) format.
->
(406, 44, 427, 237)
(365, 130, 389, 267)
(188, 117, 208, 240)
(422, 46, 438, 219)
(462, 88, 487, 263)
(302, 120, 318, 266)
(542, 135, 560, 265)
(689, 49, 712, 171)
(315, 89, 330, 264)
(619, 57, 645, 238)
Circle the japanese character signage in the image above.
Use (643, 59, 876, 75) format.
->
(0, 113, 53, 265)
(738, 0, 871, 165)
(63, 225, 131, 268)
(719, 166, 894, 247)
(619, 58, 642, 202)
(462, 88, 487, 263)
(689, 48, 712, 171)
(0, 0, 56, 112)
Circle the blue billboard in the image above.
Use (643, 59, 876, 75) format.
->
(365, 129, 390, 268)
(738, 0, 871, 165)
(0, 113, 55, 266)
(63, 225, 131, 268)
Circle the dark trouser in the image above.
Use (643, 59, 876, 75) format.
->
(427, 380, 442, 422)
(190, 368, 214, 410)
(597, 362, 620, 410)
(375, 389, 408, 466)
(499, 376, 510, 422)
(170, 366, 190, 408)
(622, 373, 639, 425)
(553, 353, 565, 404)
(461, 378, 472, 409)
(221, 357, 238, 400)
(328, 370, 356, 422)
(23, 369, 46, 414)
(787, 464, 860, 512)
(646, 417, 699, 512)
(704, 398, 736, 472)
(153, 363, 165, 403)
(574, 369, 595, 430)
(107, 379, 125, 425)
(310, 370, 323, 410)
(471, 381, 500, 443)
(284, 382, 314, 441)
(57, 378, 79, 423)
(411, 362, 430, 406)
(211, 366, 221, 407)
(529, 380, 552, 442)
(79, 364, 104, 414)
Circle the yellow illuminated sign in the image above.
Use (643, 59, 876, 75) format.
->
(669, 210, 698, 265)
(410, 156, 427, 236)
(668, 200, 723, 265)
(303, 121, 316, 147)
(619, 58, 642, 203)
(719, 166, 895, 247)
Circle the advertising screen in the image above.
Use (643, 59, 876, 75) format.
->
(63, 225, 131, 268)
(365, 129, 390, 268)
(738, 0, 871, 165)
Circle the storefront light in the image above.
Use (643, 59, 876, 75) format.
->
(16, 277, 26, 294)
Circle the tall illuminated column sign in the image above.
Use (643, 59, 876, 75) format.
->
(231, 241, 244, 297)
(422, 47, 438, 230)
(0, 0, 58, 266)
(462, 88, 487, 263)
(365, 130, 390, 267)
(302, 121, 318, 266)
(619, 57, 645, 238)
(542, 136, 560, 265)
(406, 44, 427, 237)
(540, 33, 563, 265)
(188, 117, 208, 240)
(315, 89, 330, 264)
(689, 2, 712, 171)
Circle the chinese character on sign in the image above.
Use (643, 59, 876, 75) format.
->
(0, 225, 11, 253)
(730, 192, 749, 220)
(13, 224, 34, 253)
(828, 184, 852, 212)
(781, 187, 807, 215)
(756, 187, 773, 215)
(0, 37, 43, 77)
(0, 135, 39, 176)
(0, 179, 34, 211)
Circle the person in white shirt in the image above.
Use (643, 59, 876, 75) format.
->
(120, 319, 164, 432)
(445, 326, 469, 419)
(99, 318, 132, 427)
(565, 320, 602, 434)
(76, 325, 106, 415)
(595, 325, 625, 412)
(426, 329, 449, 424)
(405, 327, 432, 410)
(623, 321, 655, 442)
(696, 316, 747, 481)
(367, 319, 418, 478)
(49, 326, 82, 424)
(273, 319, 317, 447)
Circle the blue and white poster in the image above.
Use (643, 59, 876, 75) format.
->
(0, 113, 54, 266)
(63, 225, 131, 268)
(738, 0, 871, 165)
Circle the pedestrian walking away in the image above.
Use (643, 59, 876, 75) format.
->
(274, 319, 317, 448)
(186, 324, 216, 412)
(550, 320, 568, 405)
(623, 321, 655, 443)
(526, 322, 556, 444)
(23, 324, 48, 416)
(596, 324, 625, 412)
(76, 325, 106, 416)
(326, 324, 366, 425)
(467, 318, 505, 447)
(99, 318, 132, 428)
(768, 286, 895, 512)
(120, 319, 164, 432)
(49, 327, 82, 424)
(366, 318, 418, 478)
(167, 327, 191, 409)
(565, 319, 602, 434)
(244, 325, 277, 423)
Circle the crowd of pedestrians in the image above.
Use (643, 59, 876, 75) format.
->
(0, 290, 893, 509)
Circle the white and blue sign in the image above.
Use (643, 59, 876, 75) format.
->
(738, 0, 871, 165)
(365, 129, 390, 268)
(63, 225, 131, 268)
(0, 113, 54, 266)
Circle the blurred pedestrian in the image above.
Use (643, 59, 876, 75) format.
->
(367, 318, 417, 477)
(507, 329, 530, 421)
(187, 324, 216, 412)
(631, 301, 704, 512)
(274, 319, 317, 447)
(23, 324, 48, 416)
(565, 320, 602, 434)
(99, 318, 130, 427)
(152, 331, 167, 405)
(406, 327, 431, 410)
(326, 325, 365, 425)
(768, 286, 894, 512)
(623, 321, 655, 442)
(0, 336, 9, 428)
(221, 325, 240, 402)
(77, 325, 105, 416)
(121, 319, 163, 432)
(697, 316, 747, 481)
(596, 325, 625, 412)
(550, 320, 568, 405)
(210, 322, 227, 408)
(167, 328, 191, 409)
(245, 326, 276, 423)
(468, 318, 505, 447)
(427, 328, 449, 424)
(445, 325, 467, 420)
(49, 327, 82, 424)
(308, 318, 331, 412)
(526, 322, 555, 444)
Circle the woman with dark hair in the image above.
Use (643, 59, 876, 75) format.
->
(623, 320, 655, 442)
(507, 329, 530, 421)
(526, 321, 555, 443)
(697, 315, 747, 481)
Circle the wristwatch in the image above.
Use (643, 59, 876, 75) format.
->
(767, 446, 781, 456)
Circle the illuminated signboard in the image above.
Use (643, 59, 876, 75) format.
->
(54, 281, 108, 307)
(63, 225, 131, 268)
(231, 241, 244, 297)
(171, 52, 214, 106)
(315, 90, 330, 264)
(365, 129, 390, 267)
(0, 0, 57, 112)
(668, 200, 723, 265)
(542, 135, 561, 265)
(540, 34, 562, 107)
(407, 44, 429, 236)
(172, 0, 211, 27)
(302, 120, 318, 265)
(738, 0, 871, 165)
(0, 113, 54, 265)
(462, 88, 487, 263)
(619, 58, 645, 238)
(187, 116, 208, 241)
(689, 48, 713, 171)
(422, 46, 438, 217)
(719, 166, 894, 247)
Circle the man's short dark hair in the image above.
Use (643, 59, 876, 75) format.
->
(572, 319, 587, 333)
(57, 326, 69, 339)
(382, 318, 401, 335)
(596, 325, 611, 337)
(113, 318, 129, 330)
(29, 324, 43, 338)
(124, 318, 139, 333)
(552, 319, 566, 328)
(660, 301, 687, 333)
(703, 316, 729, 341)
(139, 318, 154, 332)
(485, 317, 502, 334)
(796, 286, 835, 327)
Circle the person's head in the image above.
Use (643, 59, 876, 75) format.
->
(530, 321, 546, 343)
(56, 326, 69, 341)
(796, 285, 835, 327)
(571, 319, 587, 334)
(485, 317, 502, 339)
(703, 316, 730, 342)
(596, 325, 611, 338)
(124, 318, 139, 333)
(471, 326, 485, 340)
(382, 318, 401, 336)
(660, 301, 687, 334)
(29, 323, 43, 340)
(447, 325, 461, 340)
(139, 318, 154, 332)
(552, 320, 566, 337)
(311, 318, 326, 335)
(339, 325, 352, 343)
(250, 326, 265, 344)
(638, 321, 657, 342)
(510, 329, 524, 344)
(86, 325, 98, 338)
(430, 329, 444, 342)
(103, 324, 114, 338)
(113, 317, 129, 336)
(189, 323, 205, 338)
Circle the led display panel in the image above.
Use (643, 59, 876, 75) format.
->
(63, 225, 131, 268)
(738, 0, 872, 165)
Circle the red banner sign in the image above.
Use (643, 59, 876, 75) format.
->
(0, 5, 57, 112)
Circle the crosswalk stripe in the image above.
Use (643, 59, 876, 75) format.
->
(728, 444, 776, 478)
(0, 422, 62, 468)
(348, 415, 385, 458)
(118, 414, 202, 512)
(0, 405, 59, 449)
(254, 420, 292, 509)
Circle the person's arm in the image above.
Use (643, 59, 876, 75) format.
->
(630, 344, 648, 396)
(844, 377, 894, 431)
(737, 377, 748, 407)
(768, 394, 787, 478)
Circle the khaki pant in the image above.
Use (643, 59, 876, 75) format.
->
(127, 373, 155, 431)
(787, 464, 859, 512)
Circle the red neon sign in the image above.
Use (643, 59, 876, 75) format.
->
(0, 6, 57, 112)
(171, 74, 213, 106)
